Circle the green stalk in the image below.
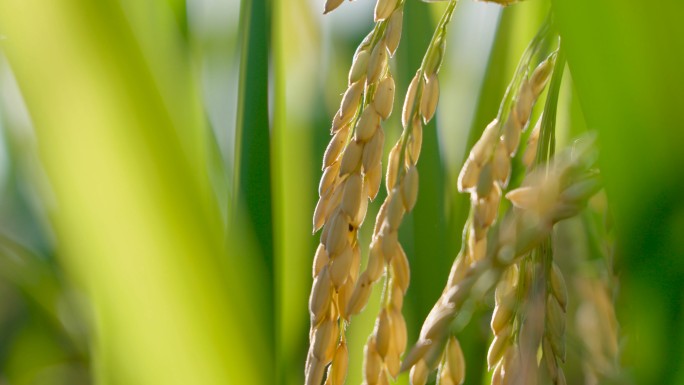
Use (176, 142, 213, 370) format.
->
(537, 44, 566, 166)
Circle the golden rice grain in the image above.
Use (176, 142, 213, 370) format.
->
(362, 127, 385, 172)
(330, 244, 353, 288)
(487, 325, 511, 370)
(365, 161, 382, 200)
(313, 243, 329, 278)
(386, 142, 401, 192)
(348, 272, 373, 315)
(312, 318, 335, 360)
(349, 50, 370, 85)
(368, 41, 389, 84)
(323, 124, 350, 169)
(351, 188, 369, 227)
(330, 342, 349, 385)
(390, 284, 404, 309)
(457, 158, 480, 192)
(376, 309, 392, 357)
(386, 191, 405, 230)
(340, 81, 364, 124)
(501, 118, 520, 158)
(410, 359, 429, 385)
(340, 139, 363, 176)
(424, 35, 446, 76)
(374, 76, 396, 119)
(324, 0, 344, 14)
(530, 54, 555, 97)
(313, 192, 330, 232)
(391, 308, 408, 353)
(492, 140, 511, 186)
(338, 278, 354, 321)
(515, 80, 534, 127)
(374, 0, 397, 21)
(386, 9, 403, 56)
(391, 245, 410, 293)
(385, 349, 401, 379)
(325, 210, 350, 256)
(403, 72, 421, 128)
(380, 226, 399, 261)
(420, 74, 440, 123)
(490, 298, 514, 334)
(469, 119, 500, 166)
(366, 241, 386, 282)
(320, 161, 340, 197)
(423, 305, 457, 341)
(402, 165, 419, 211)
(331, 110, 347, 134)
(341, 173, 363, 218)
(356, 107, 380, 142)
(408, 117, 423, 162)
(373, 200, 389, 236)
(309, 268, 332, 326)
(522, 116, 542, 169)
(306, 354, 324, 385)
(445, 337, 465, 385)
(364, 338, 383, 383)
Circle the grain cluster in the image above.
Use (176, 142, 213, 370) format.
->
(398, 47, 558, 385)
(402, 139, 602, 383)
(349, 5, 455, 382)
(307, 1, 405, 384)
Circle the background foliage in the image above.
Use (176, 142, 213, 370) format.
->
(0, 0, 682, 384)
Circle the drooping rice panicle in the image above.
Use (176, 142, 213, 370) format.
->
(339, 2, 459, 384)
(307, 2, 406, 384)
(402, 137, 602, 382)
(398, 24, 558, 384)
(457, 49, 556, 267)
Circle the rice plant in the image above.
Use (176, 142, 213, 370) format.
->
(0, 0, 683, 385)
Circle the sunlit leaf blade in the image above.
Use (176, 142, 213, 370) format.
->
(0, 0, 271, 384)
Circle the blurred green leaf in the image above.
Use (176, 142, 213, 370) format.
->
(0, 0, 271, 384)
(551, 0, 684, 383)
(235, 0, 275, 368)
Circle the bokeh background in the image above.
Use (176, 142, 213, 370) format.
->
(0, 0, 682, 384)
